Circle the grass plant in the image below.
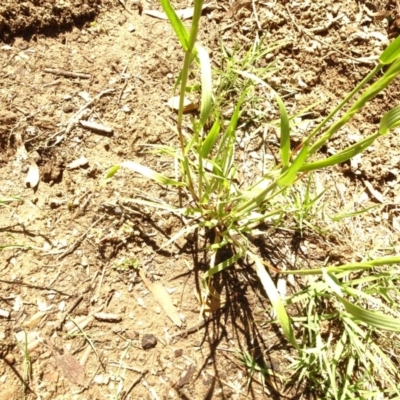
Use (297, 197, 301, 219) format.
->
(105, 1, 400, 397)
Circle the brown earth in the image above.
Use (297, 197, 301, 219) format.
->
(0, 0, 102, 42)
(1, 0, 400, 399)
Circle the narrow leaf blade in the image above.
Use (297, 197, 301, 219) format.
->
(379, 104, 400, 135)
(200, 119, 220, 158)
(300, 133, 379, 172)
(103, 165, 121, 183)
(121, 161, 183, 186)
(278, 142, 309, 186)
(197, 45, 213, 128)
(249, 252, 299, 349)
(379, 34, 400, 65)
(159, 0, 189, 51)
(276, 94, 290, 167)
(341, 297, 400, 332)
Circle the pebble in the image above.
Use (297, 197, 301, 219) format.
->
(141, 334, 157, 350)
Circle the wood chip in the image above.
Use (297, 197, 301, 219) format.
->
(364, 180, 386, 203)
(79, 345, 92, 367)
(64, 315, 94, 334)
(67, 156, 89, 170)
(94, 312, 122, 322)
(80, 120, 113, 135)
(50, 344, 86, 386)
(176, 364, 196, 388)
(167, 96, 198, 113)
(139, 270, 182, 327)
(23, 311, 47, 328)
(223, 0, 251, 19)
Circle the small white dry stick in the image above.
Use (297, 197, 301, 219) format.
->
(142, 380, 160, 400)
(65, 88, 115, 134)
(0, 308, 10, 318)
(79, 120, 113, 135)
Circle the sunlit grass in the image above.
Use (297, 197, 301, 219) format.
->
(104, 1, 400, 397)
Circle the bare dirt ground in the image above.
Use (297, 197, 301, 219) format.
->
(1, 0, 400, 399)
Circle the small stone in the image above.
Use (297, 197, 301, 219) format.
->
(127, 24, 135, 32)
(49, 198, 64, 209)
(81, 255, 88, 267)
(141, 334, 157, 350)
(125, 330, 139, 340)
(174, 349, 183, 358)
(63, 103, 74, 113)
(4, 354, 15, 364)
(94, 374, 104, 385)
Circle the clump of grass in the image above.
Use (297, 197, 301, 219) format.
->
(105, 0, 400, 396)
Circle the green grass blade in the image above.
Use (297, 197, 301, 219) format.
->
(300, 133, 379, 172)
(200, 119, 220, 158)
(197, 45, 213, 128)
(323, 269, 400, 332)
(159, 0, 189, 51)
(278, 142, 309, 186)
(282, 256, 400, 276)
(121, 161, 184, 186)
(0, 244, 33, 251)
(248, 252, 299, 349)
(308, 58, 400, 155)
(379, 104, 400, 134)
(103, 165, 121, 185)
(379, 34, 400, 64)
(341, 297, 400, 332)
(276, 94, 290, 167)
(187, 0, 204, 49)
(203, 251, 243, 279)
(121, 197, 183, 213)
(331, 205, 379, 221)
(217, 89, 248, 177)
(340, 355, 355, 400)
(0, 195, 23, 205)
(332, 331, 347, 395)
(343, 317, 400, 391)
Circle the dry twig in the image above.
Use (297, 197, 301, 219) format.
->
(57, 216, 105, 260)
(43, 68, 91, 79)
(65, 89, 115, 134)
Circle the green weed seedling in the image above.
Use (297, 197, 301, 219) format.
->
(14, 331, 33, 399)
(113, 257, 140, 271)
(105, 0, 400, 396)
